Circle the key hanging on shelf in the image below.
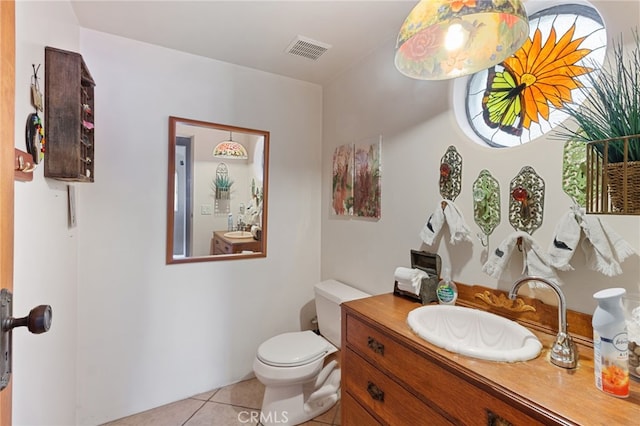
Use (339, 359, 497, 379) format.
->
(30, 64, 43, 112)
(26, 64, 45, 165)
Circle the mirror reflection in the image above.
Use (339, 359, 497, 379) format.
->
(167, 116, 269, 263)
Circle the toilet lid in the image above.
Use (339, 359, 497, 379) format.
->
(257, 331, 331, 367)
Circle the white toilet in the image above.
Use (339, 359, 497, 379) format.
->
(253, 279, 370, 426)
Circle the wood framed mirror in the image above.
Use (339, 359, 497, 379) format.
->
(166, 116, 269, 264)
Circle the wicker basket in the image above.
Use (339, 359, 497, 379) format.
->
(606, 161, 640, 213)
(586, 135, 640, 215)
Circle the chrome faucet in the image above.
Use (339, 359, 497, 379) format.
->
(509, 276, 578, 369)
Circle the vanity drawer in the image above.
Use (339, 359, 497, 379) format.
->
(343, 348, 452, 425)
(346, 313, 428, 389)
(341, 391, 381, 426)
(213, 236, 233, 254)
(411, 360, 546, 425)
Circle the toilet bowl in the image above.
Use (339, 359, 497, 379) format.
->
(253, 280, 370, 426)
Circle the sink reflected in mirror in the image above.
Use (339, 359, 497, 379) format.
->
(407, 305, 542, 362)
(224, 231, 253, 239)
(166, 116, 269, 264)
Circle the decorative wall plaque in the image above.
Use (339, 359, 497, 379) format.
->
(472, 169, 500, 246)
(439, 145, 462, 201)
(508, 166, 545, 235)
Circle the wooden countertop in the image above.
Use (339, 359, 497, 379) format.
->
(343, 293, 640, 425)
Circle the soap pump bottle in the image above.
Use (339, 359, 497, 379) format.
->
(436, 268, 457, 305)
(593, 288, 629, 398)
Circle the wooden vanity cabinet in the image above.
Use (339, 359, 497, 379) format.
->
(342, 296, 568, 425)
(342, 309, 543, 425)
(342, 291, 640, 426)
(210, 231, 261, 255)
(44, 47, 95, 182)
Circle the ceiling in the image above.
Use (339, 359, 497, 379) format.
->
(70, 1, 638, 87)
(70, 0, 417, 86)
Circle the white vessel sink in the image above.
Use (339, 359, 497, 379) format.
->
(407, 305, 542, 362)
(224, 231, 253, 239)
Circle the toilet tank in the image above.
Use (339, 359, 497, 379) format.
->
(314, 280, 370, 348)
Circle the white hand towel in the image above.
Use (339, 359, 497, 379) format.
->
(548, 208, 581, 271)
(394, 267, 418, 283)
(443, 200, 472, 244)
(420, 207, 445, 246)
(580, 212, 635, 277)
(600, 219, 635, 263)
(521, 233, 559, 282)
(482, 231, 521, 279)
(420, 200, 471, 246)
(483, 231, 558, 281)
(581, 236, 622, 276)
(394, 267, 428, 296)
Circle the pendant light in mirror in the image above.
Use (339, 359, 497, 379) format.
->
(213, 132, 248, 160)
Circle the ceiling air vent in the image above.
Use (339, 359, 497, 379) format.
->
(285, 36, 331, 61)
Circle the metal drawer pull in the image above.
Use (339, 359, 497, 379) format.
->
(366, 381, 384, 401)
(367, 336, 385, 355)
(487, 410, 513, 426)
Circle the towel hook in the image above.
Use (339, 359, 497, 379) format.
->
(509, 166, 545, 235)
(477, 232, 489, 247)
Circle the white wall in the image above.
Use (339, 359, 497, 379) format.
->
(321, 1, 640, 314)
(15, 2, 322, 424)
(73, 30, 322, 424)
(13, 1, 80, 425)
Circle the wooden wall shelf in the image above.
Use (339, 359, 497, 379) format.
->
(44, 46, 95, 182)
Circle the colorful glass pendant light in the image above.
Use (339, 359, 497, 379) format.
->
(394, 0, 529, 80)
(213, 132, 248, 160)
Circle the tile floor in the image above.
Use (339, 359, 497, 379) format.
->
(102, 377, 341, 426)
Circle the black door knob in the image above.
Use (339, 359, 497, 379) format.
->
(4, 305, 52, 334)
(0, 289, 53, 391)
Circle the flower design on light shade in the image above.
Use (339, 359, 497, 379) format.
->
(213, 141, 248, 160)
(450, 0, 476, 13)
(394, 0, 529, 80)
(400, 25, 442, 62)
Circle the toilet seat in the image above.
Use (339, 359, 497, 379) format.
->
(257, 331, 332, 367)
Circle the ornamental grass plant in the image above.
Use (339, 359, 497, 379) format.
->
(556, 29, 640, 163)
(211, 174, 234, 199)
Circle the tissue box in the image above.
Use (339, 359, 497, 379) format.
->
(393, 250, 441, 304)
